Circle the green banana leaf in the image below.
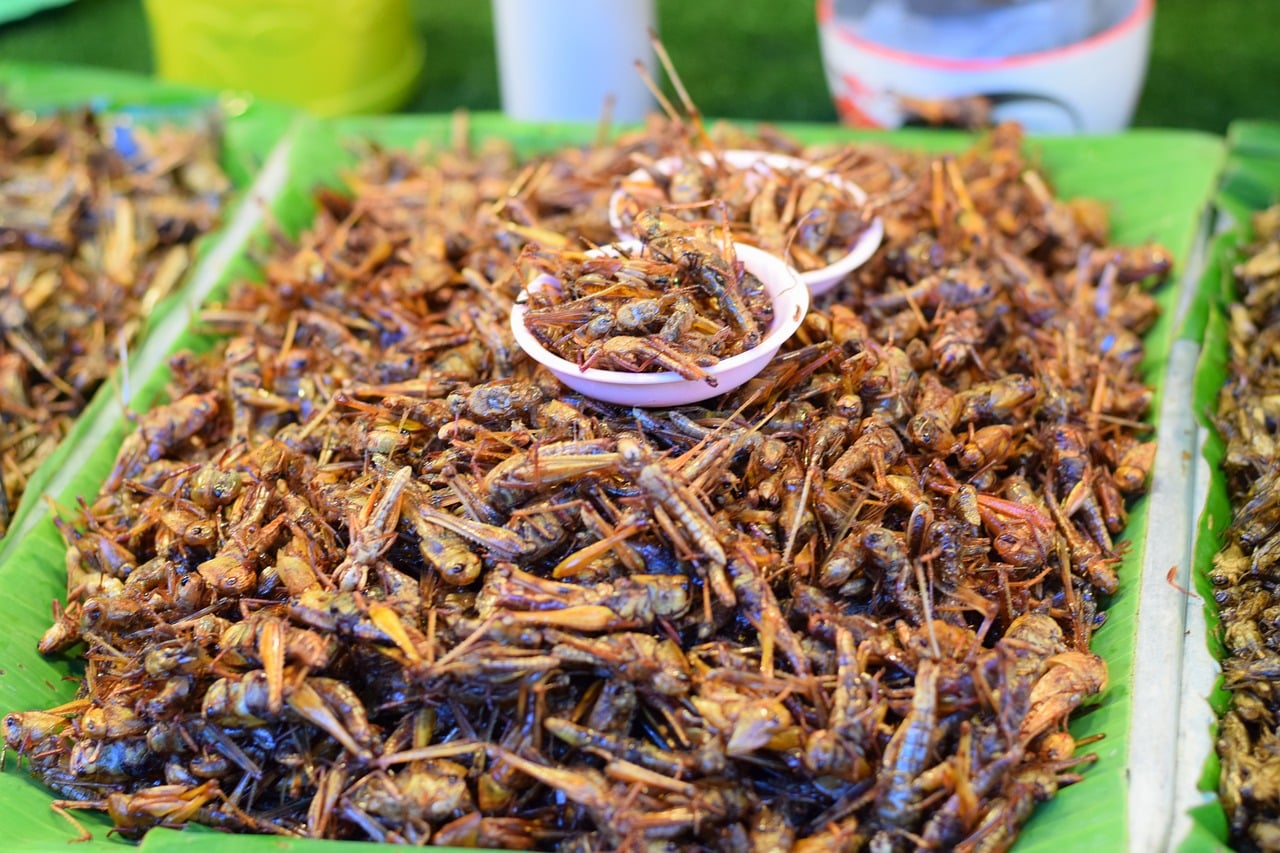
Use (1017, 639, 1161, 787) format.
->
(0, 86, 1226, 851)
(1181, 120, 1280, 853)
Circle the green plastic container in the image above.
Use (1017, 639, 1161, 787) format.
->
(142, 0, 424, 116)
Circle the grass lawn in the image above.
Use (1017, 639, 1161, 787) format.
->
(0, 0, 1276, 133)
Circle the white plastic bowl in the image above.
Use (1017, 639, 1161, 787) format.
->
(608, 148, 884, 297)
(816, 0, 1154, 133)
(510, 241, 809, 407)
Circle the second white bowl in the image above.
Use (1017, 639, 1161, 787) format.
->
(608, 148, 884, 297)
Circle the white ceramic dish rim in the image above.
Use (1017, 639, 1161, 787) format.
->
(509, 240, 809, 391)
(608, 148, 884, 296)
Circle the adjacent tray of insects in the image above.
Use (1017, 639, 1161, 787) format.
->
(1179, 121, 1280, 853)
(0, 63, 292, 552)
(0, 83, 1225, 852)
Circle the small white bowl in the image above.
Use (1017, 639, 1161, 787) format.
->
(608, 148, 884, 297)
(510, 241, 809, 407)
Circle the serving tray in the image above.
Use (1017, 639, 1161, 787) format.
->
(0, 74, 1226, 851)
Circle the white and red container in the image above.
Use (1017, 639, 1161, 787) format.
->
(816, 0, 1155, 133)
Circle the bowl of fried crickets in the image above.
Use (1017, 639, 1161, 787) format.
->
(608, 148, 884, 297)
(510, 230, 809, 407)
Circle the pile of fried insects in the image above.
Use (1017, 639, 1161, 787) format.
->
(0, 107, 229, 538)
(520, 212, 776, 380)
(3, 111, 1172, 852)
(1213, 204, 1280, 853)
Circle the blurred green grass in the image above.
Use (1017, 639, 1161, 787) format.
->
(0, 0, 1276, 133)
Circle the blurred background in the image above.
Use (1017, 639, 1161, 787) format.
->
(0, 0, 1274, 134)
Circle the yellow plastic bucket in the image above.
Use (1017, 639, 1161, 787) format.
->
(143, 0, 424, 116)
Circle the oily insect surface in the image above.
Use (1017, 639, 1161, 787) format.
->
(1213, 205, 1280, 853)
(7, 120, 1169, 851)
(0, 108, 229, 538)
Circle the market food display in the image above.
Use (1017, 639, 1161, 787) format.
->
(0, 107, 230, 538)
(0, 111, 1180, 851)
(1212, 204, 1280, 852)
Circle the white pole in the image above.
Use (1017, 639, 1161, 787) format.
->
(492, 0, 657, 123)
